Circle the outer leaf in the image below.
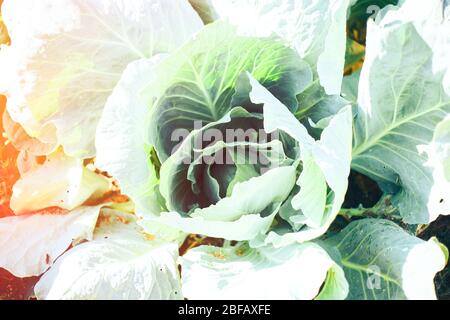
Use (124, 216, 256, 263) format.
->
(181, 242, 348, 300)
(96, 57, 165, 218)
(157, 211, 277, 243)
(325, 219, 448, 300)
(192, 0, 351, 95)
(34, 209, 182, 300)
(11, 151, 109, 214)
(247, 76, 353, 245)
(351, 1, 450, 224)
(0, 205, 102, 277)
(419, 116, 450, 221)
(0, 0, 203, 157)
(383, 0, 450, 96)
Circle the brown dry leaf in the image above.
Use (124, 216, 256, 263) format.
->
(179, 234, 225, 256)
(344, 37, 365, 75)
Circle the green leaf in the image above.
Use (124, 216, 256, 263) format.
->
(190, 0, 351, 95)
(295, 79, 350, 138)
(341, 70, 360, 103)
(34, 209, 182, 300)
(180, 242, 348, 300)
(351, 4, 450, 224)
(247, 75, 353, 245)
(325, 219, 448, 300)
(148, 21, 312, 160)
(291, 151, 327, 227)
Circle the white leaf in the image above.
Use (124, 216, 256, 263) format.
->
(0, 205, 103, 277)
(34, 209, 182, 300)
(419, 116, 450, 221)
(0, 0, 203, 157)
(181, 242, 348, 300)
(11, 151, 109, 214)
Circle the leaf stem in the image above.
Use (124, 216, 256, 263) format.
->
(339, 196, 401, 220)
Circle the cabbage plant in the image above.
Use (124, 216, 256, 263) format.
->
(0, 0, 449, 300)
